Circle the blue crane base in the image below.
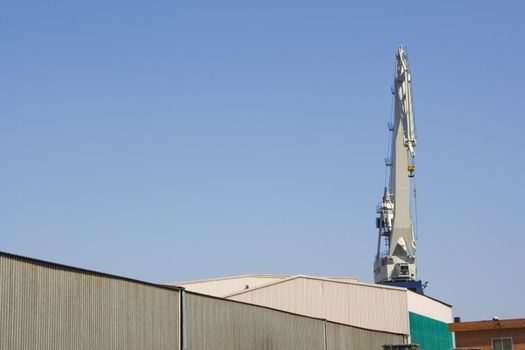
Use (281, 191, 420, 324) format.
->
(379, 280, 424, 294)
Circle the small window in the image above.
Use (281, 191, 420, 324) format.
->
(492, 337, 512, 350)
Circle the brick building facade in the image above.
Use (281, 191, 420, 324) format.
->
(449, 318, 525, 350)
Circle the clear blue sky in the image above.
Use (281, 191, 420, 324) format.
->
(1, 0, 524, 321)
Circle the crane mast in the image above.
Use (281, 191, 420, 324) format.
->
(374, 46, 423, 293)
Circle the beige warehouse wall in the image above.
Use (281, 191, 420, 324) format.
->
(407, 290, 452, 323)
(176, 275, 286, 297)
(0, 253, 180, 350)
(228, 276, 409, 334)
(326, 322, 404, 350)
(185, 292, 326, 350)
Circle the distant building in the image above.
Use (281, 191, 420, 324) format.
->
(175, 274, 454, 350)
(449, 318, 525, 350)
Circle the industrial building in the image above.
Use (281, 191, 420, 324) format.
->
(449, 318, 525, 350)
(1, 251, 406, 349)
(175, 274, 454, 349)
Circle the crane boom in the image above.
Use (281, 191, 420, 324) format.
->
(374, 46, 422, 292)
(396, 47, 416, 157)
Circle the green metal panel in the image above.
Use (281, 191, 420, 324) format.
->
(409, 312, 453, 350)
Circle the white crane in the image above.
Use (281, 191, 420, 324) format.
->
(374, 46, 422, 292)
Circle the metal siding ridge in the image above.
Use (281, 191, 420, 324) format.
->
(185, 292, 326, 349)
(326, 322, 405, 350)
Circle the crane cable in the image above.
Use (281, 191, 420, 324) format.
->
(410, 70, 419, 242)
(384, 89, 395, 190)
(413, 161, 419, 241)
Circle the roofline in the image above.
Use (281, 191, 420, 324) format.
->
(317, 275, 357, 281)
(171, 273, 291, 286)
(449, 318, 525, 332)
(224, 274, 407, 298)
(186, 290, 407, 336)
(172, 274, 357, 287)
(0, 250, 183, 292)
(407, 289, 453, 308)
(327, 318, 406, 336)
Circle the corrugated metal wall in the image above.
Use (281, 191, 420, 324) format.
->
(185, 292, 326, 350)
(0, 253, 180, 350)
(0, 252, 408, 349)
(326, 322, 404, 350)
(228, 276, 409, 334)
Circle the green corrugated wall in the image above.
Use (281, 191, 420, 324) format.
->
(409, 312, 453, 350)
